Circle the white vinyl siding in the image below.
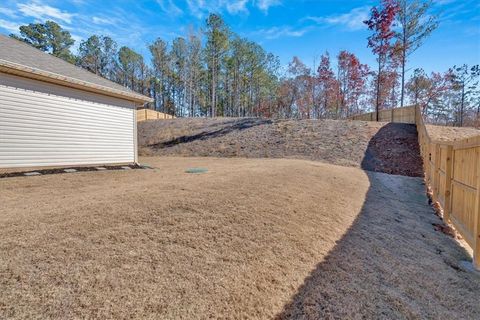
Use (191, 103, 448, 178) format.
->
(0, 73, 136, 168)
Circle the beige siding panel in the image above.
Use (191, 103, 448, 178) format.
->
(0, 72, 136, 108)
(0, 74, 135, 168)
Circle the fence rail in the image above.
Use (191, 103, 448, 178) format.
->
(416, 106, 480, 269)
(351, 105, 480, 269)
(137, 109, 175, 122)
(349, 105, 416, 124)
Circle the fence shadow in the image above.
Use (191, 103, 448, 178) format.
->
(275, 123, 479, 319)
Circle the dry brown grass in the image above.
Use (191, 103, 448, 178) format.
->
(138, 118, 386, 168)
(138, 119, 424, 177)
(1, 157, 478, 319)
(425, 124, 480, 142)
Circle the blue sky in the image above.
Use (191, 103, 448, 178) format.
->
(0, 0, 479, 75)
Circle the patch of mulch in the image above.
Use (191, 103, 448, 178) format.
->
(360, 123, 423, 177)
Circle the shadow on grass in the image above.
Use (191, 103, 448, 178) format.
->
(149, 118, 272, 148)
(275, 123, 479, 319)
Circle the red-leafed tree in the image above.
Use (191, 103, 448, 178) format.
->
(317, 52, 339, 118)
(364, 0, 399, 120)
(337, 50, 370, 117)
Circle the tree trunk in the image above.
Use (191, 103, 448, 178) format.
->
(376, 58, 381, 122)
(400, 45, 406, 108)
(460, 82, 465, 126)
(400, 2, 407, 108)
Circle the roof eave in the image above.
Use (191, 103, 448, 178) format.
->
(0, 59, 154, 104)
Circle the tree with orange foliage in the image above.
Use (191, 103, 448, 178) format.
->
(364, 0, 399, 120)
(317, 52, 339, 118)
(337, 51, 370, 117)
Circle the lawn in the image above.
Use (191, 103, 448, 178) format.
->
(1, 156, 478, 319)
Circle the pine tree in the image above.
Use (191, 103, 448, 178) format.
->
(396, 0, 438, 108)
(11, 20, 75, 63)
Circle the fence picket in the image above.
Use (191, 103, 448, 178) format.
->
(350, 104, 480, 270)
(136, 109, 175, 122)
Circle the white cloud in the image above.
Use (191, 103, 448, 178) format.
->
(156, 0, 183, 16)
(187, 0, 214, 17)
(92, 16, 117, 25)
(257, 25, 311, 39)
(256, 0, 281, 13)
(17, 1, 75, 24)
(0, 7, 19, 18)
(433, 0, 455, 5)
(0, 19, 21, 33)
(186, 0, 221, 18)
(187, 0, 269, 17)
(306, 6, 371, 31)
(226, 0, 249, 14)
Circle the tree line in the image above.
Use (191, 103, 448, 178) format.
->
(363, 0, 479, 126)
(10, 15, 279, 118)
(8, 0, 480, 126)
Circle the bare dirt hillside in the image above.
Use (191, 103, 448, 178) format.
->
(138, 118, 423, 177)
(1, 157, 478, 319)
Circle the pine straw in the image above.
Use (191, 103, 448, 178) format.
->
(0, 157, 479, 319)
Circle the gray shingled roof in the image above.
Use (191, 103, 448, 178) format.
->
(0, 34, 152, 103)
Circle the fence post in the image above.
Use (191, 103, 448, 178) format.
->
(391, 108, 394, 122)
(474, 146, 480, 270)
(432, 144, 441, 202)
(425, 143, 432, 185)
(431, 143, 436, 200)
(443, 145, 453, 223)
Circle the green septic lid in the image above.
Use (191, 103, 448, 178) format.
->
(185, 167, 208, 174)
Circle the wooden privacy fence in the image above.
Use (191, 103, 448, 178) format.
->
(349, 105, 416, 123)
(137, 109, 175, 122)
(416, 106, 480, 269)
(350, 105, 480, 269)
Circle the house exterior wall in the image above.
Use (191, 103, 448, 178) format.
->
(0, 72, 137, 169)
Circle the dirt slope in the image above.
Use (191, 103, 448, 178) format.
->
(0, 157, 478, 319)
(139, 118, 423, 176)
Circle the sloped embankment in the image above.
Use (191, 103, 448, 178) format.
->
(138, 118, 423, 177)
